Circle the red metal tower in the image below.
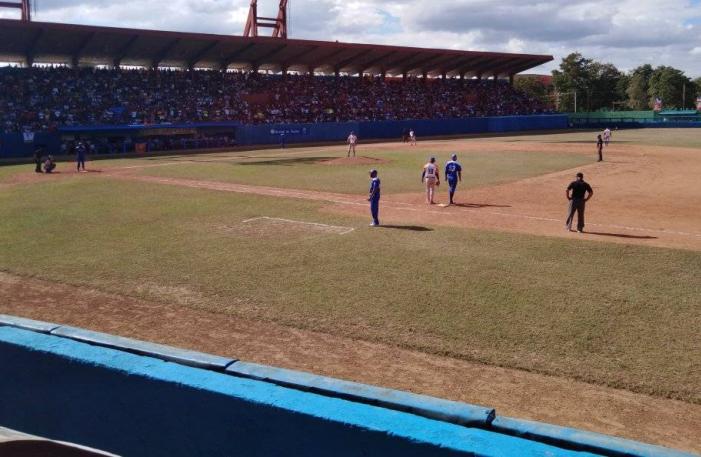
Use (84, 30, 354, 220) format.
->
(0, 0, 31, 21)
(243, 0, 288, 39)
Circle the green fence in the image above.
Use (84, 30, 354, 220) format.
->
(569, 110, 701, 126)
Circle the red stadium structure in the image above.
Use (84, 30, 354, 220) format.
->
(0, 8, 557, 157)
(244, 0, 288, 39)
(0, 19, 551, 81)
(0, 0, 31, 21)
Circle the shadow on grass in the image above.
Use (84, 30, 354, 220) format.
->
(585, 231, 657, 240)
(501, 139, 632, 144)
(453, 202, 511, 208)
(140, 156, 332, 166)
(236, 157, 332, 166)
(546, 140, 632, 144)
(379, 225, 433, 232)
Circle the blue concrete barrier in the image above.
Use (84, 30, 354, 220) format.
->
(0, 314, 60, 334)
(50, 325, 235, 370)
(0, 317, 696, 457)
(228, 361, 495, 427)
(0, 326, 607, 457)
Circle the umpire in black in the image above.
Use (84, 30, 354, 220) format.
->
(33, 146, 44, 173)
(565, 172, 593, 232)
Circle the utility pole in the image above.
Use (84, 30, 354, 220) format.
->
(682, 83, 686, 109)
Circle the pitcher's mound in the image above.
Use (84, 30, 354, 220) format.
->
(320, 156, 389, 166)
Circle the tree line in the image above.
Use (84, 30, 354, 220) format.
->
(515, 52, 701, 112)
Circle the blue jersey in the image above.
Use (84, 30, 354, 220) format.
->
(445, 160, 462, 180)
(76, 145, 87, 160)
(369, 177, 381, 200)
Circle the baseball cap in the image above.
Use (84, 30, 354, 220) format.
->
(451, 154, 457, 160)
(576, 172, 584, 178)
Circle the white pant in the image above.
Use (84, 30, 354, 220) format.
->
(425, 177, 436, 203)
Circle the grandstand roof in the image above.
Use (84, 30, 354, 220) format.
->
(0, 19, 552, 77)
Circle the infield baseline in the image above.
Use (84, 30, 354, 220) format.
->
(242, 216, 355, 235)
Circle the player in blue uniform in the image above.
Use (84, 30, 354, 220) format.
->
(76, 141, 87, 172)
(444, 154, 462, 205)
(368, 169, 380, 226)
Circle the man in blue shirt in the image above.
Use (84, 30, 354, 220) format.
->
(368, 169, 380, 226)
(76, 141, 87, 172)
(444, 154, 462, 205)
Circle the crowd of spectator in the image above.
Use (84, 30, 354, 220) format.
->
(0, 66, 550, 133)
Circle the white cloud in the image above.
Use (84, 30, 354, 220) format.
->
(2, 0, 700, 76)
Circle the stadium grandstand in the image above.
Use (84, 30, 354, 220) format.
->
(0, 1, 554, 156)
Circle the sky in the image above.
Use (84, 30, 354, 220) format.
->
(2, 0, 701, 77)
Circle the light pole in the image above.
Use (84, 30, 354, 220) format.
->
(682, 83, 686, 109)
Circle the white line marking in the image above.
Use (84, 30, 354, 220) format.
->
(242, 216, 355, 235)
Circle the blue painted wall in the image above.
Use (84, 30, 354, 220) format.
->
(0, 327, 609, 457)
(236, 115, 568, 146)
(0, 321, 696, 457)
(0, 115, 568, 158)
(0, 132, 61, 158)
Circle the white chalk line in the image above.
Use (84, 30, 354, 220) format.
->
(242, 216, 355, 235)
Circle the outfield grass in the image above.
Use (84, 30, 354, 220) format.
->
(0, 176, 698, 403)
(488, 128, 701, 149)
(134, 148, 590, 194)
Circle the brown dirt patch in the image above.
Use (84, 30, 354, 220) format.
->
(318, 156, 390, 166)
(0, 270, 698, 454)
(361, 142, 701, 251)
(0, 168, 104, 187)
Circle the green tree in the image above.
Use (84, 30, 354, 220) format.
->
(514, 76, 550, 106)
(552, 53, 591, 112)
(552, 53, 624, 112)
(626, 64, 654, 110)
(648, 66, 694, 109)
(587, 62, 624, 111)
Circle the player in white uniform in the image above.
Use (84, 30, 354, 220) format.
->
(421, 157, 440, 204)
(347, 131, 358, 158)
(603, 128, 611, 146)
(409, 129, 417, 146)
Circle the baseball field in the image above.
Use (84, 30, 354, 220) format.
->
(0, 128, 699, 452)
